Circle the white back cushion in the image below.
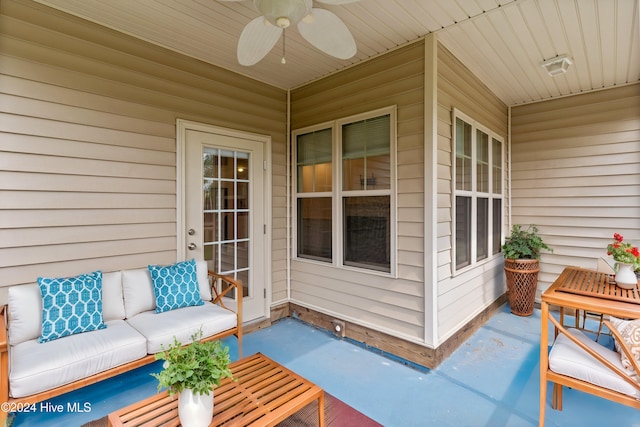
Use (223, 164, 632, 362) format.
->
(102, 271, 125, 321)
(196, 260, 212, 302)
(7, 284, 41, 346)
(122, 268, 156, 319)
(8, 272, 127, 345)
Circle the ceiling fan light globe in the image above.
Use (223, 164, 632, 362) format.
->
(276, 16, 291, 28)
(254, 0, 311, 27)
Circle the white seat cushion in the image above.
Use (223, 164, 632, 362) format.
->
(9, 320, 147, 398)
(126, 302, 237, 354)
(549, 328, 640, 399)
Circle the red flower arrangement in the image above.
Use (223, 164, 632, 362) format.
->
(607, 233, 640, 270)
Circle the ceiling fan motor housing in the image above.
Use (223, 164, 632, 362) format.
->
(255, 0, 312, 28)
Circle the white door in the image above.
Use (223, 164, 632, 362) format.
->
(183, 128, 267, 322)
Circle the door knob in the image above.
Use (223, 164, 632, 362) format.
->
(188, 243, 197, 250)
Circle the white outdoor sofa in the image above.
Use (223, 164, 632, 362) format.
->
(0, 260, 242, 422)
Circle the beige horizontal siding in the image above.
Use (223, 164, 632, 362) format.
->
(290, 41, 426, 342)
(511, 84, 640, 297)
(436, 44, 509, 343)
(0, 0, 286, 301)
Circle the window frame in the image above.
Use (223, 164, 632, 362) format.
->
(452, 108, 504, 274)
(292, 106, 397, 276)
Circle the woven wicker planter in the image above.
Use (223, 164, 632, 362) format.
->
(504, 259, 539, 316)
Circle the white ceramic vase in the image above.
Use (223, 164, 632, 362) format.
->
(178, 389, 214, 427)
(615, 262, 638, 289)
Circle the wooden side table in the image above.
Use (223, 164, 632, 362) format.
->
(108, 352, 325, 426)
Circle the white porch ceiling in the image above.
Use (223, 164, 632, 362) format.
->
(35, 0, 640, 106)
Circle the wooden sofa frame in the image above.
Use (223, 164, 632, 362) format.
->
(540, 315, 640, 425)
(0, 271, 242, 424)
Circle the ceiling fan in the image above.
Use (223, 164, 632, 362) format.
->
(220, 0, 359, 66)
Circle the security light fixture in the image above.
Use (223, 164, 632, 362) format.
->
(540, 55, 573, 76)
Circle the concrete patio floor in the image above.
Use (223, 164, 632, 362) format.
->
(11, 304, 640, 426)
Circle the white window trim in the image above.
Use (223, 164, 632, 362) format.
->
(292, 106, 397, 277)
(452, 108, 504, 275)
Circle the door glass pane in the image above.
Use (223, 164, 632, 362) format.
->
(203, 147, 250, 297)
(221, 212, 235, 240)
(237, 212, 249, 239)
(237, 182, 249, 209)
(237, 241, 249, 269)
(220, 242, 235, 272)
(219, 150, 235, 179)
(204, 213, 218, 242)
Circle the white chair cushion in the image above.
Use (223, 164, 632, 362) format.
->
(549, 328, 640, 399)
(7, 284, 41, 346)
(126, 302, 237, 354)
(102, 271, 125, 321)
(122, 268, 156, 318)
(9, 320, 147, 398)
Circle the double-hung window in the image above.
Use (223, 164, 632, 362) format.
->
(453, 109, 503, 271)
(295, 127, 333, 262)
(294, 107, 396, 274)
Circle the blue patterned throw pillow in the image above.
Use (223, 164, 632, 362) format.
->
(148, 259, 204, 313)
(37, 270, 106, 343)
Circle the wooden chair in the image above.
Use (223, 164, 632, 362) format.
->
(542, 315, 640, 420)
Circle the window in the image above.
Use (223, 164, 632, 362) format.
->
(295, 128, 332, 262)
(294, 107, 396, 274)
(453, 110, 503, 271)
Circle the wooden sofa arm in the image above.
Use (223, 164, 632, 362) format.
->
(0, 305, 8, 423)
(208, 271, 243, 359)
(603, 319, 640, 378)
(208, 271, 242, 308)
(0, 306, 7, 353)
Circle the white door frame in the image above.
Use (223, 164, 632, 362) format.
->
(176, 119, 272, 319)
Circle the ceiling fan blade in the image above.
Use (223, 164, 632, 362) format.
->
(237, 16, 282, 66)
(315, 0, 360, 4)
(297, 8, 356, 60)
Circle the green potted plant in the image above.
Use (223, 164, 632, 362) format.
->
(152, 330, 233, 427)
(502, 224, 553, 316)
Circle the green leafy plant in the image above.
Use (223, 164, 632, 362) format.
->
(502, 224, 553, 260)
(151, 330, 233, 396)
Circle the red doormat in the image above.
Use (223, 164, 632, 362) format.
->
(277, 392, 382, 427)
(81, 392, 382, 427)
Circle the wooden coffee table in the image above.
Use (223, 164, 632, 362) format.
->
(108, 352, 325, 426)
